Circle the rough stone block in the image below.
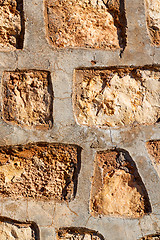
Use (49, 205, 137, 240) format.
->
(0, 0, 24, 51)
(57, 228, 104, 240)
(44, 0, 127, 50)
(139, 234, 160, 239)
(0, 217, 38, 240)
(2, 70, 53, 129)
(145, 0, 160, 46)
(146, 140, 160, 177)
(0, 143, 81, 201)
(90, 149, 151, 218)
(73, 67, 160, 127)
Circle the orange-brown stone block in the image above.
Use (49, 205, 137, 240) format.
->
(45, 0, 127, 50)
(146, 140, 160, 177)
(90, 149, 151, 218)
(0, 0, 24, 50)
(0, 143, 80, 201)
(2, 70, 53, 129)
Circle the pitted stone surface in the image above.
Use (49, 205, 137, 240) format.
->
(146, 140, 160, 177)
(57, 228, 104, 240)
(0, 143, 80, 200)
(90, 150, 151, 218)
(145, 0, 160, 46)
(0, 0, 24, 50)
(0, 219, 36, 240)
(139, 234, 160, 239)
(45, 0, 126, 50)
(73, 67, 160, 127)
(2, 70, 53, 129)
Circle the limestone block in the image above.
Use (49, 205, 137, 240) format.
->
(57, 228, 104, 240)
(44, 0, 127, 50)
(0, 0, 24, 51)
(0, 218, 37, 240)
(139, 234, 160, 239)
(145, 0, 160, 46)
(73, 67, 160, 127)
(146, 140, 160, 177)
(0, 143, 80, 201)
(2, 70, 53, 129)
(90, 149, 151, 218)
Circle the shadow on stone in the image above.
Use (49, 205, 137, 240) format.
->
(0, 216, 40, 240)
(57, 227, 105, 240)
(90, 148, 152, 218)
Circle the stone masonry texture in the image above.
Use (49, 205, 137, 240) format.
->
(73, 67, 160, 127)
(0, 143, 80, 200)
(57, 228, 104, 240)
(45, 0, 127, 50)
(139, 234, 160, 240)
(146, 140, 160, 177)
(0, 0, 24, 51)
(2, 70, 53, 129)
(90, 149, 151, 218)
(0, 217, 38, 240)
(0, 0, 160, 239)
(145, 0, 160, 46)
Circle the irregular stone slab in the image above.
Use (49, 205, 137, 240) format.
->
(0, 143, 81, 201)
(139, 234, 160, 239)
(90, 149, 151, 218)
(0, 0, 24, 51)
(44, 0, 127, 50)
(57, 228, 104, 240)
(146, 140, 160, 177)
(73, 67, 160, 127)
(145, 0, 160, 46)
(2, 70, 53, 129)
(0, 217, 38, 240)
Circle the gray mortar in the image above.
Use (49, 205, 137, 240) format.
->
(0, 0, 159, 239)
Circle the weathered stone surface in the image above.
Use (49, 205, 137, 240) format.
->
(57, 228, 104, 240)
(73, 67, 160, 127)
(146, 140, 160, 177)
(0, 143, 80, 200)
(45, 0, 127, 50)
(139, 234, 160, 239)
(0, 0, 24, 51)
(145, 0, 160, 46)
(90, 149, 151, 218)
(0, 218, 37, 240)
(2, 70, 53, 129)
(0, 0, 160, 238)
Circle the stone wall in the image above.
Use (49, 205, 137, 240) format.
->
(0, 0, 160, 239)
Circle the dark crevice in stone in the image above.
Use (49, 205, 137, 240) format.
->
(102, 0, 127, 55)
(57, 227, 105, 240)
(16, 0, 25, 49)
